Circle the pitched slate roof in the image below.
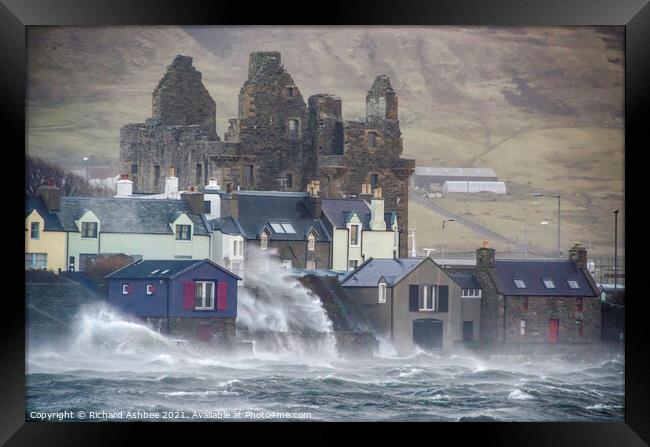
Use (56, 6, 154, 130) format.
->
(232, 191, 330, 242)
(322, 198, 395, 231)
(340, 258, 424, 287)
(492, 260, 598, 297)
(450, 273, 482, 290)
(25, 197, 64, 231)
(209, 215, 245, 235)
(106, 259, 241, 280)
(53, 197, 210, 235)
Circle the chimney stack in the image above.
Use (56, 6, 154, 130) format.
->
(116, 174, 133, 197)
(369, 188, 386, 231)
(165, 168, 179, 196)
(307, 180, 322, 219)
(36, 178, 61, 212)
(181, 187, 205, 215)
(569, 242, 587, 269)
(476, 241, 496, 270)
(205, 178, 220, 191)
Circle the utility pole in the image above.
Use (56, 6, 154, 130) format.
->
(442, 219, 455, 268)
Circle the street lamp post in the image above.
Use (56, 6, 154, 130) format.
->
(441, 218, 455, 268)
(614, 209, 619, 291)
(532, 193, 561, 258)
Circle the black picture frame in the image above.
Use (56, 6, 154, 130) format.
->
(3, 0, 648, 444)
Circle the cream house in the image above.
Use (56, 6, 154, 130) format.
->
(321, 189, 399, 271)
(25, 185, 67, 272)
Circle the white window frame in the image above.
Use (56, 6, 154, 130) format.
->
(122, 284, 129, 295)
(513, 279, 526, 289)
(260, 232, 269, 250)
(259, 258, 269, 272)
(462, 288, 482, 298)
(232, 238, 244, 257)
(349, 224, 361, 247)
(348, 260, 359, 271)
(30, 222, 40, 240)
(307, 233, 315, 251)
(378, 283, 387, 304)
(567, 279, 580, 289)
(542, 278, 556, 289)
(520, 319, 527, 336)
(175, 224, 192, 241)
(25, 253, 47, 269)
(420, 285, 436, 311)
(282, 260, 292, 270)
(146, 284, 154, 295)
(194, 281, 215, 310)
(81, 221, 98, 239)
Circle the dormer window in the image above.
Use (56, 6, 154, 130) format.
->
(30, 222, 40, 240)
(260, 232, 269, 250)
(513, 278, 526, 289)
(175, 224, 191, 241)
(308, 233, 316, 251)
(81, 222, 98, 238)
(542, 278, 556, 289)
(378, 282, 387, 304)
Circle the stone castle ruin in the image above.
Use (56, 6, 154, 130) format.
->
(120, 52, 415, 256)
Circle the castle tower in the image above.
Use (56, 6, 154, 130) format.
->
(152, 55, 217, 139)
(365, 75, 399, 123)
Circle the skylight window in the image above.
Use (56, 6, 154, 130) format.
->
(150, 269, 160, 275)
(542, 279, 556, 289)
(567, 280, 580, 289)
(160, 269, 170, 275)
(281, 223, 296, 233)
(513, 279, 526, 289)
(270, 223, 285, 233)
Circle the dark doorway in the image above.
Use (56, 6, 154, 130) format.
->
(548, 319, 559, 344)
(413, 318, 443, 350)
(463, 321, 474, 341)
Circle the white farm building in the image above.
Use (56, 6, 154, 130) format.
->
(442, 181, 507, 195)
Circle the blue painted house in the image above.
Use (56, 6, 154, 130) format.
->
(106, 259, 241, 342)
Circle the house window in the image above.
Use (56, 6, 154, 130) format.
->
(349, 224, 360, 246)
(30, 222, 40, 240)
(513, 278, 526, 289)
(281, 223, 296, 233)
(176, 224, 191, 241)
(308, 233, 315, 251)
(79, 253, 97, 271)
(204, 201, 211, 214)
(194, 281, 215, 310)
(575, 297, 584, 312)
(282, 260, 293, 270)
(367, 131, 377, 149)
(522, 297, 529, 311)
(542, 278, 556, 289)
(131, 164, 138, 174)
(378, 283, 387, 304)
(233, 239, 243, 257)
(243, 165, 253, 186)
(567, 279, 580, 289)
(462, 288, 482, 298)
(288, 119, 299, 139)
(260, 232, 269, 250)
(122, 284, 130, 295)
(348, 260, 359, 270)
(520, 319, 527, 336)
(420, 285, 436, 311)
(306, 260, 316, 270)
(259, 259, 269, 271)
(146, 284, 155, 295)
(25, 253, 47, 269)
(370, 174, 379, 191)
(81, 222, 98, 238)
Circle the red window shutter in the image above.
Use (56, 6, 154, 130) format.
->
(150, 285, 156, 294)
(217, 282, 228, 311)
(183, 281, 195, 310)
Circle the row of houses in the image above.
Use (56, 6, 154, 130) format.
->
(25, 176, 398, 275)
(26, 176, 603, 354)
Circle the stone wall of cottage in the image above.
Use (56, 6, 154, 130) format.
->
(119, 52, 414, 257)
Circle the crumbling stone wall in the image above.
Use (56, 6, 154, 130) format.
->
(120, 52, 414, 256)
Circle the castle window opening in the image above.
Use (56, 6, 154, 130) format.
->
(154, 165, 160, 187)
(196, 163, 202, 187)
(287, 86, 296, 97)
(288, 119, 299, 139)
(286, 174, 293, 188)
(370, 174, 379, 191)
(333, 122, 344, 155)
(243, 165, 254, 186)
(131, 164, 138, 175)
(367, 131, 377, 149)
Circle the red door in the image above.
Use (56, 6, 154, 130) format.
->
(548, 319, 559, 344)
